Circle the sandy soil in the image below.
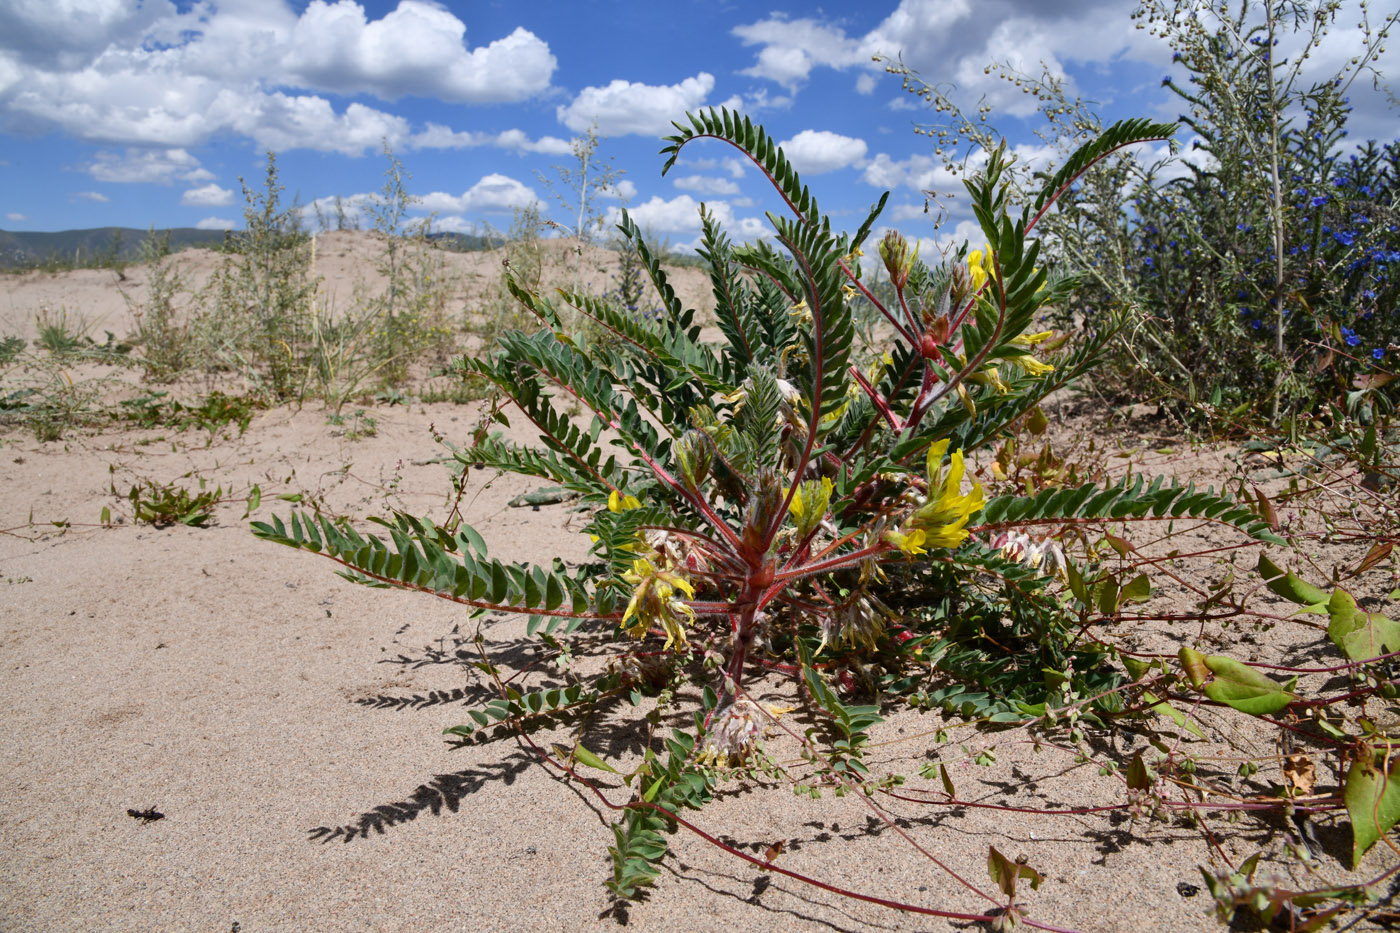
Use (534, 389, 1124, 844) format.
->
(2, 239, 1396, 932)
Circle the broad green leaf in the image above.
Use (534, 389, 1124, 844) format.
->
(1094, 575, 1120, 616)
(1126, 751, 1151, 791)
(1345, 751, 1400, 868)
(1179, 647, 1295, 715)
(1065, 558, 1089, 606)
(1328, 589, 1400, 662)
(1120, 573, 1151, 604)
(1257, 554, 1328, 607)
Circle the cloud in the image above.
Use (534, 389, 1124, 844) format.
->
(604, 195, 769, 247)
(89, 148, 209, 185)
(733, 14, 871, 89)
(600, 179, 637, 201)
(76, 191, 109, 202)
(195, 216, 236, 231)
(862, 151, 984, 193)
(672, 175, 742, 196)
(419, 173, 540, 214)
(0, 2, 557, 154)
(557, 73, 714, 136)
(7, 212, 25, 221)
(410, 123, 572, 155)
(230, 94, 411, 155)
(284, 2, 555, 103)
(0, 0, 170, 70)
(181, 183, 233, 207)
(779, 130, 868, 175)
(731, 0, 1159, 111)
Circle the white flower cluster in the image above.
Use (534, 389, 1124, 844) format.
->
(698, 698, 763, 767)
(989, 530, 1067, 580)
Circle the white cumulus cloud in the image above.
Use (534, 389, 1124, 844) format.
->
(76, 191, 110, 202)
(557, 73, 714, 137)
(284, 2, 555, 103)
(410, 123, 572, 155)
(419, 173, 540, 214)
(89, 148, 210, 185)
(181, 183, 233, 207)
(778, 130, 868, 175)
(672, 175, 742, 196)
(0, 1, 558, 155)
(195, 216, 236, 231)
(7, 212, 26, 221)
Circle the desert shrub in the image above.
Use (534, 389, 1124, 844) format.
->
(197, 152, 317, 400)
(257, 109, 1400, 927)
(125, 228, 195, 380)
(884, 0, 1398, 428)
(359, 145, 456, 388)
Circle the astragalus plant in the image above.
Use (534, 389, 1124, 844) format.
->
(255, 110, 1287, 921)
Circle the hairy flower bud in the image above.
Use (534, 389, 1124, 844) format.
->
(879, 230, 917, 290)
(949, 262, 973, 307)
(742, 469, 784, 556)
(675, 429, 714, 491)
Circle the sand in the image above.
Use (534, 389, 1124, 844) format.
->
(2, 235, 1395, 932)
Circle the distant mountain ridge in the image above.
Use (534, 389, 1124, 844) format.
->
(0, 226, 496, 270)
(0, 226, 230, 270)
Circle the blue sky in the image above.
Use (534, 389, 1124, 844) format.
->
(1, 0, 1395, 251)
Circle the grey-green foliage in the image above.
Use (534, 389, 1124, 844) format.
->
(202, 152, 317, 399)
(125, 228, 190, 380)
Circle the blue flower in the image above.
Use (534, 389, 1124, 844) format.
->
(1333, 230, 1356, 247)
(1311, 195, 1329, 207)
(1374, 348, 1386, 360)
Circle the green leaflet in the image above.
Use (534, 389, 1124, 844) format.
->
(1179, 647, 1296, 716)
(572, 744, 619, 774)
(1257, 554, 1329, 607)
(1345, 750, 1400, 869)
(1141, 690, 1206, 739)
(1328, 589, 1400, 662)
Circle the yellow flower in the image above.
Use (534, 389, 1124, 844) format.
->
(608, 490, 641, 512)
(1006, 353, 1055, 376)
(884, 527, 928, 555)
(967, 243, 994, 292)
(621, 557, 696, 651)
(907, 438, 985, 549)
(789, 476, 834, 539)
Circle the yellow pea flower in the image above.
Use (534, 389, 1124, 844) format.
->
(967, 243, 994, 292)
(621, 557, 696, 651)
(906, 438, 985, 550)
(884, 527, 928, 555)
(608, 490, 641, 512)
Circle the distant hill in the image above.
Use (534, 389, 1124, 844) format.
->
(0, 227, 231, 270)
(0, 226, 496, 271)
(424, 230, 494, 252)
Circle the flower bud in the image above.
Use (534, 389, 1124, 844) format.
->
(675, 429, 714, 491)
(879, 230, 917, 289)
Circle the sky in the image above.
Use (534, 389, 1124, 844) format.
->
(1, 0, 1396, 252)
